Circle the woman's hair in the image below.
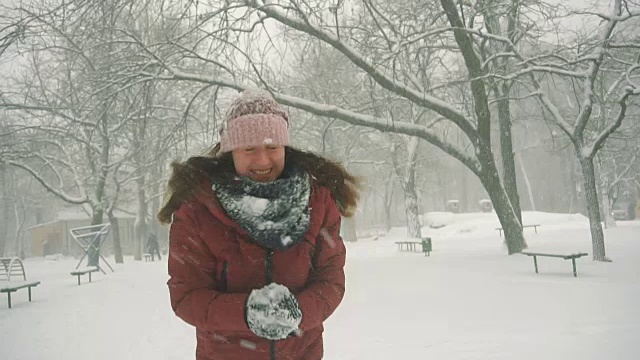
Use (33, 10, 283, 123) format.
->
(157, 144, 361, 224)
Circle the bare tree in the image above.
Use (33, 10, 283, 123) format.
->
(123, 0, 528, 253)
(512, 0, 640, 261)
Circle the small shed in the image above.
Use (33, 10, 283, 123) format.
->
(29, 209, 136, 257)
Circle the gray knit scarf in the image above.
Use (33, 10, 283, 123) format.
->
(212, 167, 311, 251)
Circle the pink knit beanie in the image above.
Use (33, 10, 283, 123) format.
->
(219, 89, 289, 152)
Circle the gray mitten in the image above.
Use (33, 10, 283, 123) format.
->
(246, 283, 302, 340)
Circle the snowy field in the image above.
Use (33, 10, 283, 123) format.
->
(1, 211, 639, 360)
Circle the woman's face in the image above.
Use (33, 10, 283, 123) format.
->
(231, 145, 286, 182)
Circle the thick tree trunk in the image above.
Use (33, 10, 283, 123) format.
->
(107, 211, 124, 264)
(578, 156, 609, 261)
(477, 154, 527, 254)
(403, 186, 422, 238)
(403, 161, 422, 239)
(497, 94, 522, 223)
(88, 208, 105, 267)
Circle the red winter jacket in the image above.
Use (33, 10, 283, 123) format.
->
(167, 179, 346, 360)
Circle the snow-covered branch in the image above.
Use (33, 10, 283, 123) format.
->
(570, 10, 640, 22)
(0, 101, 100, 128)
(6, 160, 88, 205)
(531, 90, 576, 137)
(275, 93, 482, 175)
(156, 67, 481, 174)
(574, 0, 623, 135)
(244, 0, 479, 143)
(586, 88, 636, 158)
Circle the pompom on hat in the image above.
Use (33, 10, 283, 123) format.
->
(219, 89, 290, 153)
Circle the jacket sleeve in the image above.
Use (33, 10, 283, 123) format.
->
(296, 188, 347, 331)
(167, 202, 251, 333)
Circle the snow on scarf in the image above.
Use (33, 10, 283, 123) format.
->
(212, 167, 311, 250)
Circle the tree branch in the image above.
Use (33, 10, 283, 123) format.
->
(244, 0, 479, 144)
(6, 160, 88, 205)
(156, 68, 481, 174)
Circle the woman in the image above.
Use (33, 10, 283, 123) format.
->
(157, 89, 360, 360)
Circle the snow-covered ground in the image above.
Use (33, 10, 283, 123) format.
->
(1, 211, 639, 360)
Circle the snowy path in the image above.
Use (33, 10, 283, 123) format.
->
(1, 214, 638, 359)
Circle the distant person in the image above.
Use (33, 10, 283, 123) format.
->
(146, 233, 161, 261)
(157, 89, 361, 359)
(42, 239, 51, 257)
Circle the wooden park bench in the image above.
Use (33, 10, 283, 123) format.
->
(70, 267, 99, 286)
(143, 253, 154, 262)
(521, 252, 589, 277)
(395, 241, 421, 252)
(395, 238, 432, 256)
(496, 224, 541, 237)
(0, 257, 41, 309)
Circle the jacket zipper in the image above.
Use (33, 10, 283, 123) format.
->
(265, 249, 275, 360)
(221, 261, 228, 291)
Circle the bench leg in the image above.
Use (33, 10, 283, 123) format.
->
(534, 226, 538, 234)
(533, 256, 539, 274)
(28, 287, 32, 302)
(89, 272, 92, 283)
(7, 292, 11, 309)
(77, 274, 81, 286)
(572, 258, 577, 277)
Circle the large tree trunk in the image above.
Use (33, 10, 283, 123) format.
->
(402, 137, 422, 239)
(88, 207, 105, 267)
(403, 166, 422, 239)
(477, 151, 527, 254)
(578, 156, 609, 261)
(14, 201, 27, 259)
(497, 93, 522, 223)
(107, 211, 124, 264)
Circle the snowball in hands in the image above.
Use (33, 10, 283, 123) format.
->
(246, 283, 302, 340)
